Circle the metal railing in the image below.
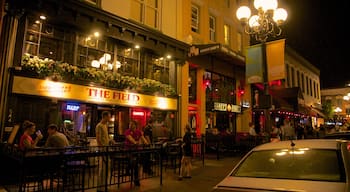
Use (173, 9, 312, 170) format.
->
(1, 143, 163, 192)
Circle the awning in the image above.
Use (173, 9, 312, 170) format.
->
(188, 44, 245, 66)
(269, 87, 304, 112)
(310, 107, 326, 118)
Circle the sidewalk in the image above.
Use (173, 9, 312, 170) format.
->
(0, 156, 242, 192)
(108, 155, 241, 192)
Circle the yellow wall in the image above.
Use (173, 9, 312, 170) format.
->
(101, 0, 130, 19)
(180, 62, 189, 136)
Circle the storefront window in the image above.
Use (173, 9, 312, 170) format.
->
(206, 72, 236, 104)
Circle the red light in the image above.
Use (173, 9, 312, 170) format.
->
(132, 111, 144, 116)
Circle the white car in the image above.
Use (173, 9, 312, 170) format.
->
(213, 139, 350, 192)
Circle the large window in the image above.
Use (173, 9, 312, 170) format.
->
(224, 24, 231, 45)
(191, 4, 199, 33)
(131, 0, 159, 29)
(23, 17, 176, 92)
(24, 17, 75, 64)
(209, 15, 216, 41)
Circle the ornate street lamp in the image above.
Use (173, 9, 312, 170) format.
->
(236, 0, 288, 43)
(236, 0, 287, 134)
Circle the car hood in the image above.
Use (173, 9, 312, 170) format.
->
(214, 176, 345, 192)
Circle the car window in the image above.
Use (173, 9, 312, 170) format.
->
(232, 149, 345, 182)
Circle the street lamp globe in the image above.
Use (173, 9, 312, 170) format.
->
(273, 8, 288, 25)
(236, 6, 251, 23)
(236, 0, 288, 42)
(254, 0, 278, 12)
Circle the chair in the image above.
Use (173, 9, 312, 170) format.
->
(110, 154, 131, 188)
(164, 143, 181, 173)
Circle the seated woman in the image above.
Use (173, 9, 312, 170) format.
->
(19, 120, 43, 150)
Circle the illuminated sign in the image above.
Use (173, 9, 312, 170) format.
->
(214, 102, 241, 113)
(66, 104, 80, 111)
(132, 111, 144, 116)
(12, 76, 177, 110)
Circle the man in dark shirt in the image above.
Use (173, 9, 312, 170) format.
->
(143, 119, 153, 144)
(142, 119, 154, 175)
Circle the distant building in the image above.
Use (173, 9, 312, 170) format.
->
(321, 87, 350, 126)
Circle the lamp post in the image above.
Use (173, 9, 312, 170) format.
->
(236, 0, 287, 134)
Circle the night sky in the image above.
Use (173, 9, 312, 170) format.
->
(280, 0, 349, 89)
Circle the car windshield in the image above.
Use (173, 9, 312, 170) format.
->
(232, 149, 345, 182)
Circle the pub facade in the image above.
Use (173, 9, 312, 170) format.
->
(0, 0, 189, 143)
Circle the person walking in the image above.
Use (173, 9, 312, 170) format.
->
(178, 124, 192, 180)
(44, 124, 70, 148)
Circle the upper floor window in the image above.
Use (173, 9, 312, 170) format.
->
(131, 0, 159, 29)
(286, 64, 290, 87)
(290, 67, 295, 87)
(301, 73, 305, 93)
(309, 78, 313, 97)
(82, 0, 101, 6)
(209, 15, 216, 41)
(297, 70, 300, 88)
(237, 32, 242, 52)
(224, 24, 231, 45)
(191, 4, 200, 33)
(306, 76, 309, 95)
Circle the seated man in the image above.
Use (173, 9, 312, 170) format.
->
(45, 124, 70, 148)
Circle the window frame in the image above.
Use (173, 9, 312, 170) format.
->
(224, 24, 231, 46)
(132, 0, 160, 29)
(191, 4, 200, 33)
(209, 15, 216, 41)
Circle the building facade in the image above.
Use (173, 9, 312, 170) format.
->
(179, 0, 250, 136)
(321, 87, 350, 127)
(0, 0, 189, 142)
(103, 0, 251, 136)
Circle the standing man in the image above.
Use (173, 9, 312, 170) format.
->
(45, 124, 70, 148)
(95, 111, 113, 192)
